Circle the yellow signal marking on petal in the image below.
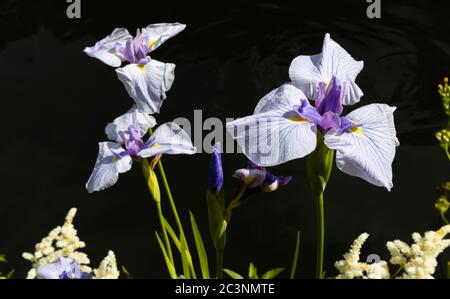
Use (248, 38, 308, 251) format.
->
(289, 115, 309, 123)
(148, 39, 158, 49)
(350, 126, 364, 136)
(151, 143, 159, 148)
(138, 64, 146, 71)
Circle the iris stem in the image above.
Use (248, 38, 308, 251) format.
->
(156, 200, 174, 265)
(315, 192, 325, 279)
(157, 159, 196, 278)
(440, 211, 450, 225)
(216, 250, 224, 279)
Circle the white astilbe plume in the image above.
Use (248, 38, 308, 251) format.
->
(336, 225, 450, 279)
(387, 225, 450, 279)
(335, 233, 390, 279)
(94, 250, 120, 279)
(22, 208, 120, 279)
(22, 208, 91, 279)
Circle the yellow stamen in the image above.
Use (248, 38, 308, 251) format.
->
(349, 126, 364, 136)
(289, 115, 309, 123)
(138, 64, 146, 71)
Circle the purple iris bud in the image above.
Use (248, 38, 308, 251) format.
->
(208, 143, 224, 193)
(37, 257, 92, 279)
(233, 162, 292, 201)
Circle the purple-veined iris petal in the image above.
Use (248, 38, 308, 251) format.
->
(105, 106, 156, 144)
(324, 104, 399, 190)
(83, 28, 132, 67)
(208, 142, 224, 193)
(37, 257, 91, 279)
(138, 122, 197, 158)
(227, 84, 318, 167)
(141, 23, 186, 53)
(116, 59, 175, 113)
(289, 33, 364, 105)
(86, 142, 132, 193)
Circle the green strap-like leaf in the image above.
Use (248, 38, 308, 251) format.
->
(189, 211, 210, 279)
(0, 255, 6, 263)
(248, 263, 258, 279)
(155, 232, 177, 279)
(162, 217, 181, 250)
(121, 266, 133, 279)
(223, 268, 244, 279)
(290, 231, 301, 279)
(261, 268, 284, 279)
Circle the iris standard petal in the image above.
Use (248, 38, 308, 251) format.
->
(105, 106, 156, 144)
(142, 23, 186, 52)
(83, 28, 132, 67)
(116, 59, 175, 113)
(86, 142, 132, 193)
(289, 33, 364, 105)
(138, 122, 197, 158)
(324, 104, 399, 190)
(226, 109, 317, 167)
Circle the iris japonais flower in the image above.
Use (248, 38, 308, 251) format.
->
(86, 107, 196, 193)
(227, 33, 399, 191)
(38, 257, 92, 279)
(84, 23, 185, 113)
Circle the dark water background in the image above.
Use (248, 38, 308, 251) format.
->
(0, 0, 449, 278)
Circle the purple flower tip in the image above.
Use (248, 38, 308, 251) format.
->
(208, 143, 224, 193)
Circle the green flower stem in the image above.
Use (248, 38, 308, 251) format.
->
(216, 249, 224, 279)
(306, 132, 334, 280)
(156, 199, 174, 264)
(315, 192, 325, 279)
(440, 211, 450, 225)
(157, 159, 197, 278)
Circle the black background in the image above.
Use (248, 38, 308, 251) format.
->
(0, 0, 449, 279)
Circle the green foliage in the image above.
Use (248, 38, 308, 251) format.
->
(189, 212, 210, 279)
(121, 266, 133, 279)
(290, 231, 301, 279)
(224, 263, 284, 279)
(0, 255, 13, 279)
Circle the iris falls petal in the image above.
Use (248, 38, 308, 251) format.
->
(142, 23, 186, 52)
(116, 60, 175, 113)
(227, 85, 317, 166)
(138, 122, 197, 158)
(83, 28, 132, 67)
(86, 142, 132, 193)
(324, 104, 399, 190)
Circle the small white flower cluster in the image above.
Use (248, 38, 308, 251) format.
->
(335, 225, 450, 279)
(335, 233, 390, 279)
(387, 225, 450, 279)
(94, 250, 120, 279)
(22, 208, 119, 279)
